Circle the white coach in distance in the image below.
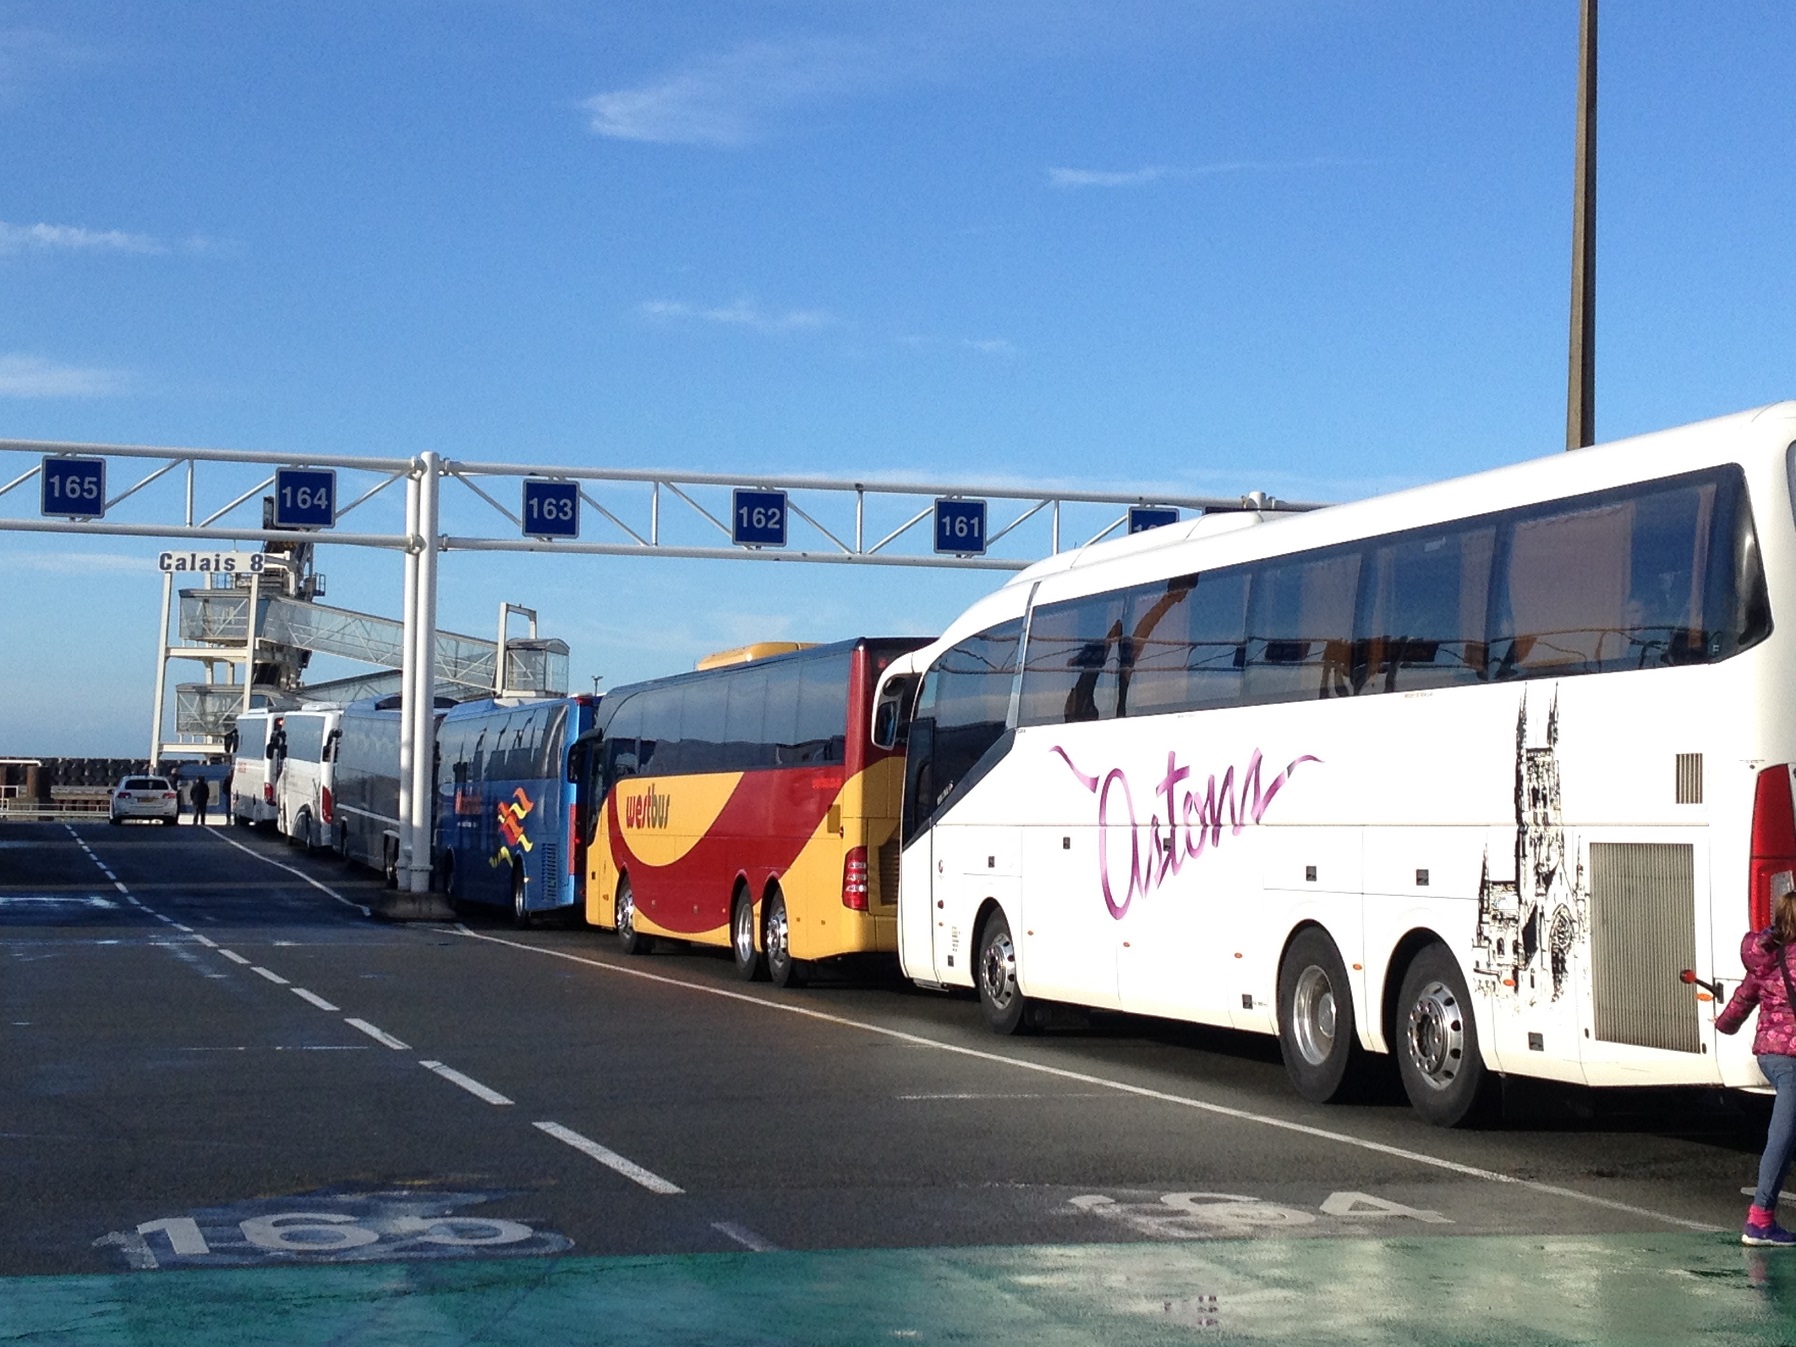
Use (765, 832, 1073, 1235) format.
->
(873, 402, 1796, 1126)
(274, 705, 342, 851)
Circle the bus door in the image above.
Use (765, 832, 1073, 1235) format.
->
(876, 656, 940, 982)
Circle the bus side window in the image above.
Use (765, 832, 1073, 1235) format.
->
(1361, 525, 1494, 692)
(1244, 548, 1360, 703)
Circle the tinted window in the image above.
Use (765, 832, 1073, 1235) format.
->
(1124, 570, 1249, 715)
(764, 660, 803, 766)
(1244, 548, 1360, 703)
(1018, 591, 1129, 726)
(904, 619, 1022, 841)
(680, 680, 728, 773)
(793, 652, 851, 764)
(603, 694, 643, 782)
(724, 665, 770, 769)
(1361, 525, 1495, 692)
(285, 715, 326, 761)
(1491, 471, 1758, 678)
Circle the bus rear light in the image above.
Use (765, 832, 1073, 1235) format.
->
(320, 786, 333, 825)
(843, 847, 869, 911)
(1749, 764, 1796, 929)
(263, 783, 274, 804)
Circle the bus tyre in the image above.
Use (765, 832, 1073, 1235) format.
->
(1395, 944, 1491, 1128)
(616, 877, 655, 956)
(976, 909, 1036, 1036)
(731, 891, 766, 982)
(292, 809, 312, 851)
(764, 888, 808, 989)
(510, 864, 531, 930)
(1277, 928, 1361, 1103)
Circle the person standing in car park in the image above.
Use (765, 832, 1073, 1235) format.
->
(189, 772, 210, 825)
(1717, 884, 1796, 1247)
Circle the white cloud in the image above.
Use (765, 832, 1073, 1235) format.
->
(1048, 158, 1368, 189)
(584, 39, 874, 146)
(638, 298, 837, 334)
(0, 221, 162, 254)
(6, 550, 144, 576)
(961, 337, 1016, 357)
(0, 354, 134, 398)
(0, 27, 98, 99)
(1048, 166, 1172, 189)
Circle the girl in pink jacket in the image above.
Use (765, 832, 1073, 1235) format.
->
(1717, 887, 1796, 1246)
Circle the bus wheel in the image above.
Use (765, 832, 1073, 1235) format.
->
(1277, 928, 1361, 1103)
(291, 809, 312, 850)
(1395, 945, 1492, 1127)
(510, 864, 531, 930)
(764, 888, 808, 989)
(616, 877, 655, 955)
(731, 889, 765, 982)
(976, 909, 1035, 1036)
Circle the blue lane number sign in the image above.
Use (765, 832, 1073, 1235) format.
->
(934, 498, 988, 556)
(1128, 505, 1180, 534)
(272, 468, 336, 529)
(522, 479, 580, 539)
(41, 456, 106, 519)
(732, 488, 787, 548)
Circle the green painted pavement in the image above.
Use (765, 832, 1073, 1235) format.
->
(4, 1235, 1795, 1345)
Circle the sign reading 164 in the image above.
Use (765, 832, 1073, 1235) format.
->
(272, 468, 336, 529)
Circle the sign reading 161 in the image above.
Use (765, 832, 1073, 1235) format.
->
(933, 498, 988, 556)
(272, 468, 336, 530)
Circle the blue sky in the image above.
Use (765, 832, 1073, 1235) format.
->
(2, 1, 1793, 756)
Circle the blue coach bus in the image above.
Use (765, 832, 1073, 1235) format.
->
(432, 694, 599, 925)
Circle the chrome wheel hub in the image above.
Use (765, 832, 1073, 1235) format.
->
(981, 930, 1018, 1010)
(1405, 979, 1464, 1091)
(1291, 965, 1336, 1066)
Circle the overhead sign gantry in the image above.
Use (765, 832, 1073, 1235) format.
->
(0, 434, 1319, 907)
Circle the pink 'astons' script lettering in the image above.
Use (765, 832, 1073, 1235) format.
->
(1051, 745, 1320, 920)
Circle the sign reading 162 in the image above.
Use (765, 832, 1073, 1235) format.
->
(732, 488, 787, 548)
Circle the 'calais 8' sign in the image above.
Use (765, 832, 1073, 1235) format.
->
(157, 551, 265, 574)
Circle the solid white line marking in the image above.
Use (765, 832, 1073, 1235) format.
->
(419, 1060, 514, 1106)
(345, 1017, 410, 1051)
(711, 1221, 779, 1252)
(533, 1121, 683, 1194)
(251, 966, 289, 986)
(218, 949, 251, 965)
(291, 988, 340, 1012)
(457, 928, 1716, 1234)
(205, 829, 372, 916)
(191, 934, 217, 948)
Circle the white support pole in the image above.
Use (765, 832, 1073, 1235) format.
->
(148, 569, 174, 765)
(405, 451, 441, 894)
(242, 568, 259, 717)
(397, 467, 420, 884)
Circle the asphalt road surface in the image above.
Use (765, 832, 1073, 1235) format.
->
(4, 819, 1795, 1344)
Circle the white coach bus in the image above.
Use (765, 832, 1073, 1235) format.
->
(872, 402, 1796, 1126)
(274, 705, 342, 851)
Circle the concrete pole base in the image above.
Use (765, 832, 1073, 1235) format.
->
(371, 889, 457, 922)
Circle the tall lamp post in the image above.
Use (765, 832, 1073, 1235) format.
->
(1566, 0, 1598, 450)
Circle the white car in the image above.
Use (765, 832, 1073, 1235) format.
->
(109, 776, 180, 825)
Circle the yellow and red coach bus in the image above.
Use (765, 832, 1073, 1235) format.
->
(575, 638, 928, 986)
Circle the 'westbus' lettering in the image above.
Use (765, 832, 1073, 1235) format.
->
(622, 785, 671, 831)
(1051, 745, 1319, 920)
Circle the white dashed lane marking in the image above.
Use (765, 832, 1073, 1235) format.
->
(218, 949, 251, 966)
(291, 988, 340, 1012)
(344, 1018, 410, 1051)
(533, 1121, 684, 1195)
(420, 1060, 514, 1106)
(251, 966, 289, 986)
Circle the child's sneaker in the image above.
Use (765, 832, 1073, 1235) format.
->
(1742, 1219, 1796, 1247)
